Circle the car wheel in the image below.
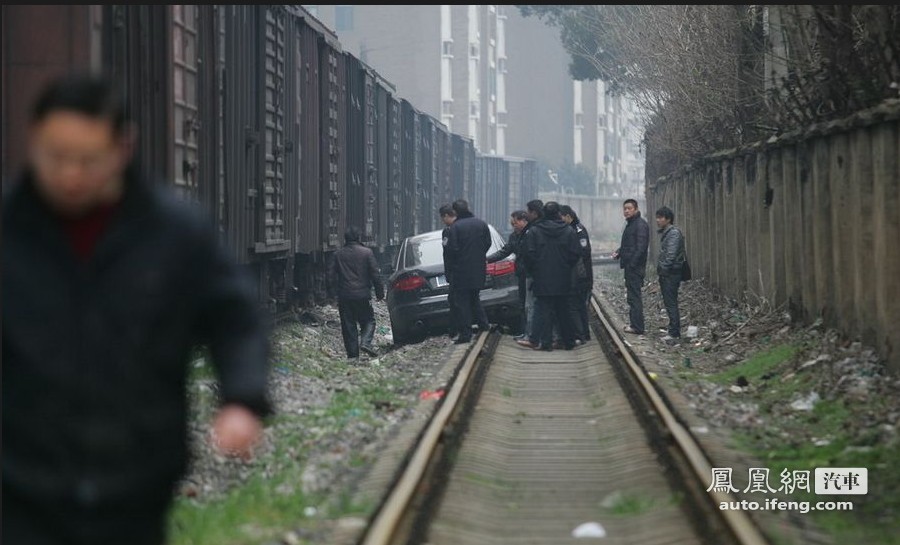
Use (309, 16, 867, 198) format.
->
(390, 319, 411, 345)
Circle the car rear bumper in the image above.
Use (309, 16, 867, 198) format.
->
(390, 285, 521, 333)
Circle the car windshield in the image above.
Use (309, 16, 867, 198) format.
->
(404, 236, 444, 268)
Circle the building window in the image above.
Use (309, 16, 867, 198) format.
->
(470, 43, 479, 58)
(442, 100, 453, 115)
(498, 57, 507, 74)
(597, 114, 607, 128)
(575, 113, 584, 128)
(470, 101, 480, 117)
(335, 5, 353, 31)
(497, 111, 507, 125)
(442, 40, 453, 56)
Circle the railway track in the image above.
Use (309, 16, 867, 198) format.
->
(345, 293, 772, 545)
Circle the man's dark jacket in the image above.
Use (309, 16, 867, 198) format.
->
(617, 211, 650, 270)
(570, 220, 593, 290)
(657, 223, 686, 276)
(486, 229, 525, 278)
(444, 212, 491, 290)
(2, 169, 271, 515)
(524, 218, 580, 296)
(327, 241, 384, 300)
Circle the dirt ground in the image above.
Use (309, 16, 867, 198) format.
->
(594, 263, 900, 545)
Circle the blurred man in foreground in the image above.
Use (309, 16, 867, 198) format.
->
(2, 74, 272, 545)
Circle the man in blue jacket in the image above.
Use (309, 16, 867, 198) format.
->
(2, 74, 271, 545)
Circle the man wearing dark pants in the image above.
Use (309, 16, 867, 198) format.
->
(613, 199, 650, 335)
(655, 206, 686, 343)
(486, 210, 528, 335)
(444, 199, 492, 343)
(3, 75, 271, 545)
(521, 201, 580, 351)
(560, 205, 593, 344)
(439, 203, 460, 338)
(521, 199, 543, 341)
(328, 226, 385, 359)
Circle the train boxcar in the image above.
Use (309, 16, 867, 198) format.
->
(417, 112, 436, 233)
(2, 4, 539, 312)
(399, 99, 420, 239)
(373, 73, 399, 252)
(434, 120, 452, 209)
(344, 53, 372, 245)
(475, 154, 509, 235)
(385, 93, 404, 251)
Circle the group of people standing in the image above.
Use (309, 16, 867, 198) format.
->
(438, 195, 688, 350)
(326, 194, 689, 361)
(511, 200, 594, 351)
(438, 198, 593, 351)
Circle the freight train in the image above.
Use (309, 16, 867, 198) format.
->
(1, 5, 538, 311)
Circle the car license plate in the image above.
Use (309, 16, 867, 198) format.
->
(435, 275, 448, 287)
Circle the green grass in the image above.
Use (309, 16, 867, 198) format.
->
(718, 343, 900, 544)
(709, 343, 799, 386)
(170, 475, 314, 545)
(169, 337, 412, 545)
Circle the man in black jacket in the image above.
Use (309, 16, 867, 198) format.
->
(613, 199, 650, 334)
(487, 210, 528, 334)
(328, 225, 385, 358)
(444, 199, 492, 343)
(439, 203, 461, 338)
(560, 205, 593, 343)
(519, 201, 580, 351)
(2, 75, 271, 545)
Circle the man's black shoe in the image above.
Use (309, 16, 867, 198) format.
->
(361, 345, 377, 357)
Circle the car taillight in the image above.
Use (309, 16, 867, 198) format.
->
(393, 274, 426, 291)
(487, 260, 515, 276)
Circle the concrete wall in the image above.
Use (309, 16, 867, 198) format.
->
(646, 99, 900, 372)
(539, 191, 646, 248)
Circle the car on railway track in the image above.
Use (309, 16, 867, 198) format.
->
(386, 224, 521, 344)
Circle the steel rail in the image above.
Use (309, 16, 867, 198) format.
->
(590, 294, 770, 545)
(359, 331, 490, 545)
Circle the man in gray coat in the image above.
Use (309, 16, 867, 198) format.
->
(655, 206, 686, 343)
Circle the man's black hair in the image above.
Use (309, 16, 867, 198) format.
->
(452, 199, 472, 217)
(31, 73, 127, 134)
(623, 198, 639, 209)
(543, 201, 561, 220)
(655, 206, 675, 223)
(439, 203, 455, 217)
(559, 204, 580, 224)
(526, 199, 543, 217)
(511, 210, 527, 221)
(344, 225, 361, 243)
